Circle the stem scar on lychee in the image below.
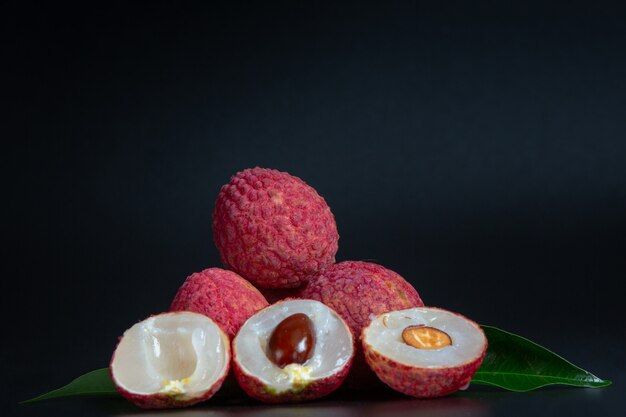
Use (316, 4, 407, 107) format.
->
(402, 325, 452, 350)
(267, 313, 316, 368)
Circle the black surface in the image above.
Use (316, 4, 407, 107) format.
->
(3, 2, 625, 416)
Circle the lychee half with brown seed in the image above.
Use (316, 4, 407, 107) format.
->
(362, 307, 487, 398)
(212, 167, 339, 289)
(110, 311, 230, 409)
(232, 299, 354, 403)
(170, 268, 269, 339)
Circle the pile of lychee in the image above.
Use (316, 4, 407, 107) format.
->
(110, 167, 487, 409)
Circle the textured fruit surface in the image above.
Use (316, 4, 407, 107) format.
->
(213, 167, 339, 288)
(267, 313, 315, 367)
(300, 261, 423, 385)
(300, 261, 423, 336)
(362, 307, 487, 398)
(232, 299, 354, 403)
(232, 362, 352, 404)
(170, 268, 268, 338)
(363, 350, 483, 397)
(113, 378, 227, 409)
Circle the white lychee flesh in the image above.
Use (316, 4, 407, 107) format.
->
(365, 308, 485, 367)
(233, 299, 354, 402)
(362, 307, 487, 397)
(110, 311, 230, 408)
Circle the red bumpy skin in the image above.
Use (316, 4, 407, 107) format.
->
(232, 346, 354, 404)
(170, 268, 269, 339)
(300, 260, 424, 386)
(362, 309, 487, 397)
(363, 340, 486, 398)
(212, 167, 339, 289)
(110, 363, 229, 409)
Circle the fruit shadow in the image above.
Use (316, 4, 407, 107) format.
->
(106, 387, 494, 417)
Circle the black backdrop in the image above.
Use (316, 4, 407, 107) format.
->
(4, 2, 625, 416)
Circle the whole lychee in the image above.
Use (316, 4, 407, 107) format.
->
(170, 268, 269, 339)
(362, 307, 487, 397)
(232, 299, 354, 403)
(110, 311, 230, 409)
(212, 167, 339, 289)
(299, 260, 424, 385)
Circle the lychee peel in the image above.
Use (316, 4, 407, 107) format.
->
(300, 261, 424, 336)
(111, 370, 228, 409)
(212, 167, 339, 288)
(170, 268, 269, 339)
(232, 351, 353, 404)
(363, 348, 483, 397)
(362, 307, 487, 398)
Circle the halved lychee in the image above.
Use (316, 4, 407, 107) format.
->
(110, 311, 230, 409)
(362, 307, 487, 398)
(232, 299, 354, 403)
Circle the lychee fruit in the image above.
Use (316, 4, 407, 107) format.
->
(232, 299, 354, 403)
(299, 260, 424, 385)
(170, 268, 269, 339)
(110, 311, 230, 409)
(212, 167, 339, 289)
(362, 307, 487, 398)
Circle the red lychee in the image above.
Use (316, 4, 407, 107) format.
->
(170, 268, 269, 339)
(212, 167, 339, 289)
(362, 307, 487, 397)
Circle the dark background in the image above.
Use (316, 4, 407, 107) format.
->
(3, 2, 625, 416)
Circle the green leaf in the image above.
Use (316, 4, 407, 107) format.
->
(20, 368, 118, 404)
(471, 325, 611, 391)
(21, 326, 612, 403)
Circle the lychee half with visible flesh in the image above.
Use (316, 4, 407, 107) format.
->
(232, 299, 354, 403)
(110, 311, 230, 409)
(170, 268, 269, 339)
(299, 260, 424, 385)
(362, 307, 487, 398)
(212, 167, 339, 289)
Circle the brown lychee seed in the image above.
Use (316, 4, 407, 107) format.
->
(232, 299, 354, 403)
(267, 313, 315, 368)
(362, 307, 487, 398)
(110, 312, 230, 409)
(402, 325, 452, 350)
